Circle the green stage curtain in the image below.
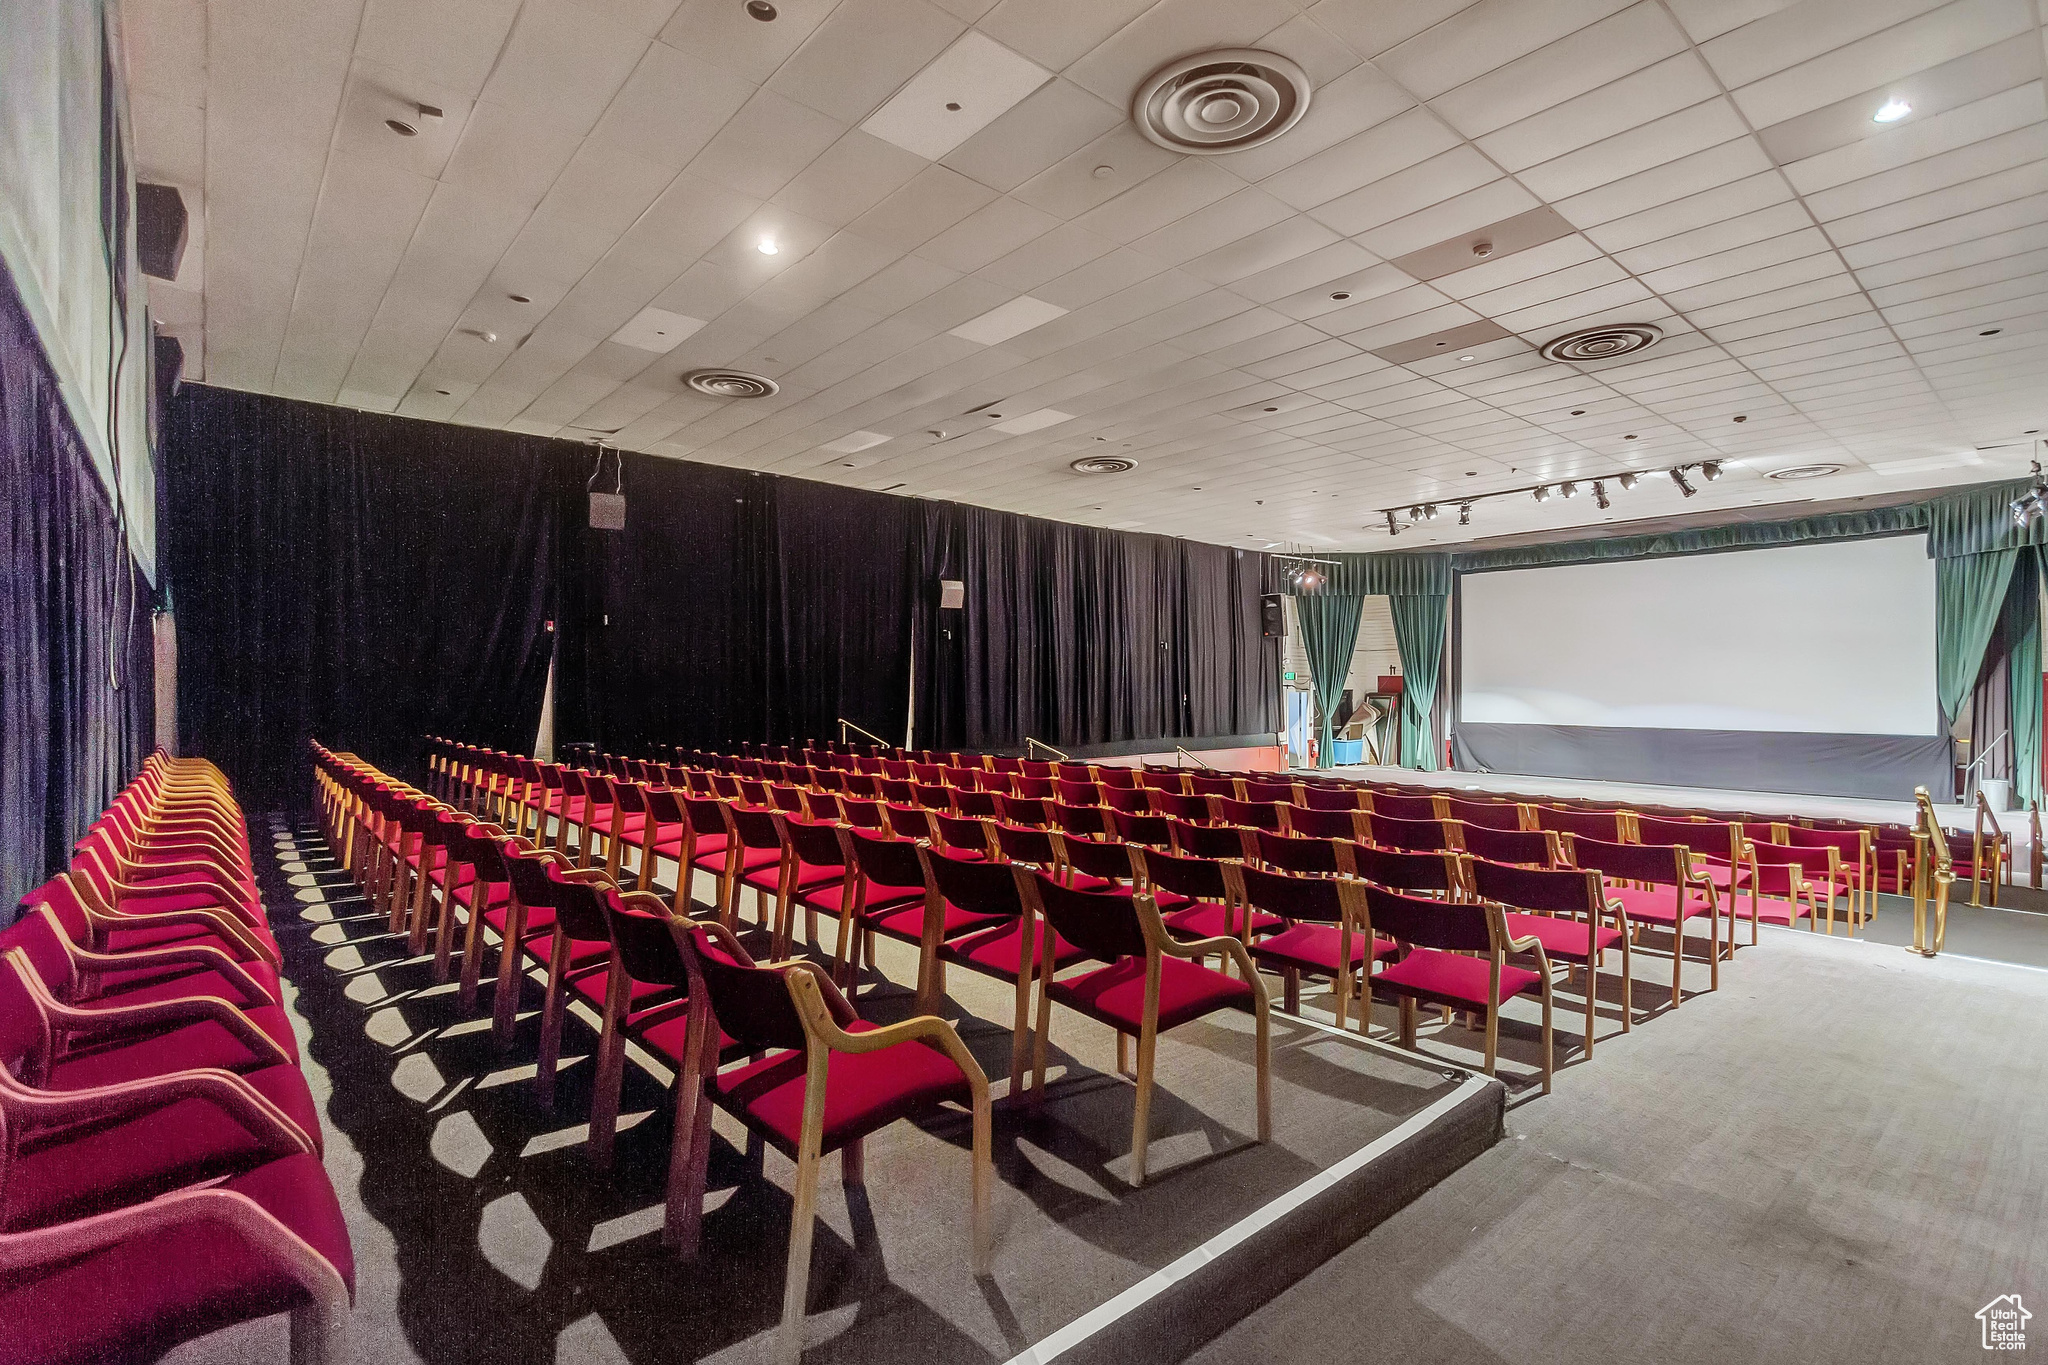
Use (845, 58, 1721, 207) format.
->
(2004, 548, 2042, 807)
(1297, 594, 1363, 768)
(1390, 592, 1448, 771)
(1937, 549, 2019, 726)
(1453, 508, 1931, 574)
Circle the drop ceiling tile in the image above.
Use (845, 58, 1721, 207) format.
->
(858, 28, 1052, 159)
(918, 195, 1062, 272)
(586, 40, 758, 172)
(1376, 0, 1637, 101)
(1002, 237, 1151, 305)
(1827, 158, 2048, 246)
(685, 87, 847, 199)
(770, 130, 931, 228)
(440, 99, 588, 209)
(1614, 201, 1816, 275)
(1355, 178, 1542, 259)
(658, 0, 839, 85)
(1127, 188, 1299, 267)
(846, 163, 997, 251)
(1217, 62, 1421, 184)
(1009, 124, 1183, 219)
(1476, 52, 1723, 173)
(1852, 221, 2048, 287)
(1072, 158, 1246, 244)
(976, 0, 1159, 72)
(1701, 0, 1958, 90)
(354, 0, 524, 96)
(1782, 81, 2045, 194)
(1259, 106, 1459, 213)
(1060, 0, 1300, 107)
(940, 78, 1123, 191)
(837, 253, 964, 314)
(1841, 189, 2048, 267)
(1308, 146, 1503, 238)
(1556, 135, 1776, 228)
(1518, 98, 1750, 202)
(1661, 250, 1848, 311)
(1433, 3, 1690, 140)
(477, 0, 649, 135)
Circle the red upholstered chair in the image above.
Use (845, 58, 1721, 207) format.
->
(1534, 806, 1627, 842)
(65, 850, 277, 972)
(994, 794, 1051, 828)
(929, 811, 995, 861)
(1136, 846, 1282, 947)
(1214, 797, 1287, 832)
(1095, 765, 1138, 790)
(977, 771, 1016, 797)
(991, 822, 1063, 875)
(737, 778, 774, 807)
(840, 772, 881, 799)
(530, 865, 647, 1108)
(941, 765, 982, 791)
(1782, 825, 1871, 932)
(1228, 865, 1387, 1026)
(1100, 785, 1150, 814)
(1061, 836, 1136, 893)
(1362, 886, 1555, 1090)
(1188, 772, 1240, 801)
(1050, 801, 1108, 840)
(1283, 804, 1367, 841)
(1151, 789, 1215, 824)
(883, 802, 934, 841)
(880, 758, 912, 780)
(1251, 828, 1349, 877)
(1350, 844, 1466, 899)
(1444, 796, 1530, 830)
(8, 882, 282, 1020)
(1138, 768, 1188, 794)
(670, 924, 991, 1365)
(832, 830, 959, 997)
(765, 783, 809, 816)
(1299, 782, 1365, 811)
(1363, 790, 1437, 821)
(912, 782, 953, 810)
(1020, 872, 1269, 1182)
(834, 795, 889, 833)
(1362, 812, 1456, 853)
(922, 851, 1076, 1089)
(910, 761, 945, 785)
(988, 755, 1023, 775)
(1743, 838, 1823, 932)
(1168, 818, 1251, 862)
(953, 789, 1000, 818)
(720, 805, 791, 931)
(1014, 775, 1057, 799)
(1459, 823, 1560, 868)
(1467, 858, 1631, 1056)
(1564, 835, 1714, 1006)
(1054, 778, 1099, 806)
(763, 814, 851, 958)
(1633, 814, 1751, 949)
(1053, 762, 1096, 786)
(1239, 778, 1298, 805)
(1106, 808, 1172, 849)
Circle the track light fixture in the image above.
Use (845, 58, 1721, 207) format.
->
(1559, 480, 1578, 499)
(1407, 505, 1423, 522)
(1375, 459, 1719, 528)
(1458, 502, 1471, 525)
(1701, 460, 1723, 482)
(1669, 467, 1696, 497)
(2013, 461, 2047, 528)
(1617, 471, 1639, 491)
(1386, 509, 1400, 536)
(1593, 480, 1610, 510)
(1533, 485, 1550, 502)
(1423, 502, 1439, 520)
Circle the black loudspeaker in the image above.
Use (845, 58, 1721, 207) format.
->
(136, 183, 188, 281)
(1261, 592, 1286, 638)
(153, 332, 184, 400)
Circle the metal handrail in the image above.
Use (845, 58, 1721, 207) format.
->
(1972, 788, 2006, 907)
(1909, 786, 1954, 957)
(838, 717, 890, 749)
(1025, 736, 1070, 762)
(1175, 746, 1215, 770)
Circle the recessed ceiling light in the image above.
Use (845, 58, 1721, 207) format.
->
(1262, 406, 1279, 412)
(1569, 409, 1585, 416)
(1624, 433, 1638, 440)
(745, 0, 776, 18)
(1872, 99, 1911, 122)
(1329, 291, 1350, 300)
(466, 328, 497, 343)
(1766, 463, 1843, 481)
(385, 119, 419, 137)
(1732, 414, 1747, 423)
(508, 293, 531, 304)
(757, 238, 779, 255)
(1092, 165, 1114, 179)
(1981, 328, 2002, 336)
(435, 388, 451, 396)
(1458, 354, 1476, 361)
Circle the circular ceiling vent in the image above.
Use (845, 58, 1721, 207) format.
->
(1070, 454, 1137, 475)
(1132, 50, 1311, 154)
(1765, 463, 1843, 481)
(1539, 323, 1665, 363)
(684, 369, 779, 398)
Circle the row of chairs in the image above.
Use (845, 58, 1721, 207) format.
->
(2, 753, 353, 1365)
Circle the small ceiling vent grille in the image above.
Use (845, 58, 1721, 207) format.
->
(1539, 323, 1664, 363)
(684, 369, 779, 398)
(1132, 50, 1311, 154)
(1765, 464, 1843, 481)
(1070, 455, 1137, 475)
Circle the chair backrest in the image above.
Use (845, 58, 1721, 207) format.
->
(1019, 759, 1054, 780)
(1239, 778, 1296, 804)
(1467, 858, 1602, 917)
(879, 778, 916, 804)
(846, 828, 927, 891)
(1352, 844, 1462, 896)
(1565, 835, 1687, 888)
(942, 766, 982, 791)
(1632, 814, 1741, 862)
(1051, 802, 1106, 838)
(1254, 829, 1346, 876)
(993, 822, 1060, 868)
(1149, 790, 1212, 823)
(1139, 768, 1187, 793)
(884, 803, 934, 840)
(989, 755, 1023, 775)
(1188, 772, 1238, 799)
(1363, 884, 1492, 952)
(1168, 819, 1250, 861)
(778, 815, 849, 869)
(1781, 824, 1868, 860)
(910, 761, 945, 784)
(1064, 837, 1135, 885)
(1133, 847, 1229, 902)
(1106, 808, 1172, 848)
(837, 796, 888, 831)
(602, 891, 689, 988)
(1365, 812, 1453, 852)
(840, 772, 880, 798)
(994, 794, 1050, 828)
(544, 866, 614, 942)
(1299, 783, 1363, 811)
(687, 930, 806, 1052)
(925, 849, 1025, 922)
(1014, 776, 1056, 799)
(1095, 765, 1138, 790)
(1099, 786, 1149, 813)
(1283, 805, 1362, 840)
(1534, 806, 1626, 841)
(954, 789, 999, 818)
(726, 804, 784, 851)
(1458, 823, 1556, 868)
(930, 811, 993, 859)
(1237, 865, 1351, 924)
(1215, 797, 1285, 831)
(1054, 779, 1099, 806)
(1365, 790, 1437, 820)
(1026, 872, 1145, 963)
(1443, 796, 1525, 830)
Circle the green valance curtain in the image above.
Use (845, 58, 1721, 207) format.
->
(1296, 594, 1363, 769)
(1390, 593, 1447, 771)
(1926, 478, 2047, 559)
(1453, 505, 1931, 574)
(1936, 548, 2019, 725)
(1320, 551, 1451, 596)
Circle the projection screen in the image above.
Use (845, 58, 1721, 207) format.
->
(1453, 536, 1949, 798)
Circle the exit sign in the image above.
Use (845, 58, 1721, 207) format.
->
(1283, 670, 1296, 681)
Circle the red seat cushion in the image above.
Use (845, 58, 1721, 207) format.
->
(566, 966, 684, 1013)
(0, 1153, 354, 1364)
(742, 860, 842, 896)
(714, 1020, 971, 1154)
(1372, 948, 1543, 1010)
(1162, 900, 1283, 940)
(869, 900, 1008, 943)
(1604, 884, 1711, 927)
(630, 1008, 734, 1068)
(798, 881, 922, 918)
(1066, 872, 1123, 892)
(1250, 922, 1393, 975)
(1501, 912, 1624, 962)
(101, 921, 266, 963)
(1748, 895, 1811, 926)
(704, 845, 779, 876)
(946, 919, 1086, 978)
(49, 1007, 303, 1083)
(1049, 955, 1253, 1033)
(516, 929, 609, 970)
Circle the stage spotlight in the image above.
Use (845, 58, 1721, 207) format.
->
(1299, 568, 1323, 589)
(1407, 505, 1424, 522)
(1701, 460, 1723, 481)
(1458, 502, 1471, 525)
(1669, 467, 1696, 497)
(1423, 502, 1439, 520)
(1593, 480, 1610, 509)
(1533, 485, 1550, 502)
(1385, 509, 1401, 536)
(1617, 471, 1639, 491)
(1559, 480, 1578, 499)
(2013, 461, 2047, 527)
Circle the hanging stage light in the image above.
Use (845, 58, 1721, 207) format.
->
(1701, 460, 1723, 481)
(1458, 502, 1471, 525)
(1385, 509, 1400, 536)
(1617, 471, 1639, 491)
(2013, 461, 2047, 528)
(1669, 467, 1696, 497)
(1559, 480, 1578, 499)
(1407, 505, 1423, 522)
(1423, 502, 1439, 520)
(1593, 480, 1610, 509)
(1532, 485, 1550, 502)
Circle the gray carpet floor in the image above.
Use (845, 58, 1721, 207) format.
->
(164, 819, 2048, 1364)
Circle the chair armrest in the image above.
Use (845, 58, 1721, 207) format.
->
(809, 1009, 991, 1091)
(72, 941, 278, 1006)
(44, 992, 291, 1069)
(1156, 931, 1270, 1005)
(94, 905, 277, 966)
(10, 1068, 313, 1156)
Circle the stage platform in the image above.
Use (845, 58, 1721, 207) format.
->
(1317, 762, 2031, 857)
(254, 833, 1505, 1365)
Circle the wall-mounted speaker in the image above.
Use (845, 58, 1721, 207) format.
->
(1261, 592, 1286, 638)
(153, 332, 184, 400)
(136, 183, 188, 281)
(939, 579, 965, 610)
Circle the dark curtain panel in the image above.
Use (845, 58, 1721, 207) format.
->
(161, 386, 568, 807)
(0, 263, 153, 914)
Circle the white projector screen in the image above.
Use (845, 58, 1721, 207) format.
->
(1459, 537, 1938, 735)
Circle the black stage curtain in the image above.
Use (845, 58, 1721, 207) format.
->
(161, 387, 569, 807)
(0, 263, 153, 914)
(911, 501, 1278, 752)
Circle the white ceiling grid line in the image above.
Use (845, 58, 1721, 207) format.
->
(124, 0, 2048, 546)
